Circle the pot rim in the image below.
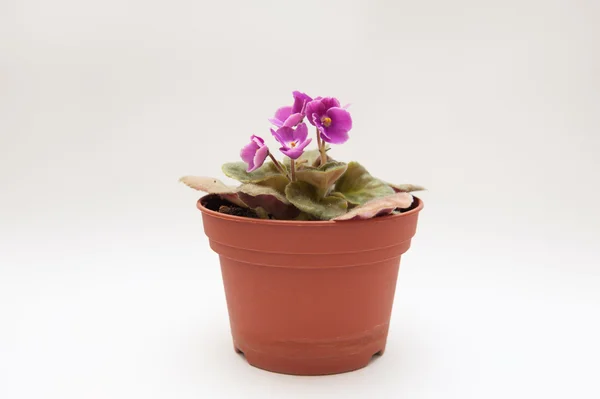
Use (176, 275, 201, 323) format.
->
(196, 195, 423, 226)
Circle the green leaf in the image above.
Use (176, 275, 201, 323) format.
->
(254, 207, 270, 219)
(237, 184, 299, 220)
(283, 147, 331, 169)
(333, 193, 414, 221)
(285, 181, 348, 220)
(295, 161, 348, 197)
(333, 162, 395, 205)
(294, 212, 317, 221)
(386, 183, 426, 193)
(179, 176, 247, 207)
(179, 176, 236, 194)
(256, 175, 289, 193)
(222, 162, 288, 193)
(283, 149, 319, 168)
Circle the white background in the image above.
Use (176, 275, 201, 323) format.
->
(1, 0, 599, 398)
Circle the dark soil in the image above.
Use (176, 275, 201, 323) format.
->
(201, 194, 420, 220)
(397, 197, 420, 213)
(218, 205, 260, 218)
(201, 194, 260, 219)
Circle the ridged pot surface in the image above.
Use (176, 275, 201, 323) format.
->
(197, 196, 423, 375)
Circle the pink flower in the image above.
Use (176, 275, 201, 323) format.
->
(270, 123, 312, 159)
(305, 97, 352, 144)
(240, 135, 269, 172)
(268, 91, 313, 128)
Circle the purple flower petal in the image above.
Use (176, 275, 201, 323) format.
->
(320, 97, 341, 109)
(273, 123, 311, 159)
(282, 113, 304, 127)
(274, 106, 292, 122)
(291, 91, 312, 114)
(280, 147, 302, 159)
(279, 137, 312, 159)
(240, 135, 268, 172)
(240, 142, 258, 165)
(296, 137, 312, 152)
(253, 145, 269, 171)
(327, 107, 352, 132)
(271, 126, 295, 146)
(313, 115, 324, 129)
(269, 106, 292, 127)
(305, 100, 326, 126)
(267, 117, 281, 127)
(309, 113, 320, 126)
(252, 135, 265, 145)
(292, 122, 308, 142)
(270, 128, 281, 142)
(320, 126, 350, 144)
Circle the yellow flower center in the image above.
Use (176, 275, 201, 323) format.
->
(321, 116, 332, 127)
(290, 141, 297, 147)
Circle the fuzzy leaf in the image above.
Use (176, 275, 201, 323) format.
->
(387, 183, 426, 193)
(283, 149, 319, 168)
(254, 207, 270, 219)
(333, 162, 395, 205)
(222, 162, 288, 192)
(179, 176, 235, 194)
(333, 193, 414, 221)
(237, 184, 300, 220)
(285, 181, 348, 220)
(295, 161, 348, 197)
(294, 212, 316, 221)
(179, 176, 246, 207)
(283, 147, 331, 169)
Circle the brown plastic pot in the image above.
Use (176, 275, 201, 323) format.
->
(196, 195, 424, 376)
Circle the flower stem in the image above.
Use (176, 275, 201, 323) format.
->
(290, 159, 296, 181)
(316, 128, 327, 165)
(268, 152, 290, 180)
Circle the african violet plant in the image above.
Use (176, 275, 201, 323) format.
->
(181, 91, 424, 221)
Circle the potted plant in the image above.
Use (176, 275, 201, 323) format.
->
(180, 91, 424, 375)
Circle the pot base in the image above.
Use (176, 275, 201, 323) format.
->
(197, 195, 423, 376)
(233, 344, 386, 376)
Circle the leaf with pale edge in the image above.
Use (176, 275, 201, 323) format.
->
(237, 184, 299, 220)
(333, 162, 395, 205)
(283, 147, 330, 169)
(295, 161, 348, 198)
(179, 176, 246, 207)
(387, 183, 426, 193)
(222, 162, 288, 192)
(253, 207, 270, 219)
(333, 193, 414, 221)
(285, 181, 348, 220)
